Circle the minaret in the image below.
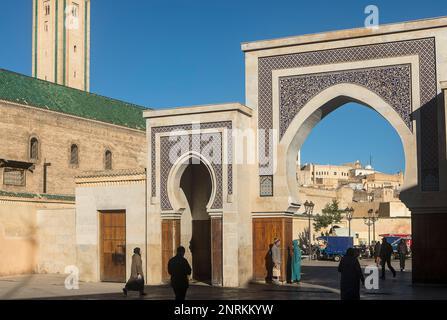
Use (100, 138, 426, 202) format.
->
(32, 0, 90, 91)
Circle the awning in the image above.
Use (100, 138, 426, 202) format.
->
(0, 159, 35, 172)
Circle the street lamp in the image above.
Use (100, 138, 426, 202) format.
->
(344, 207, 354, 237)
(372, 210, 379, 243)
(304, 200, 315, 261)
(363, 209, 378, 246)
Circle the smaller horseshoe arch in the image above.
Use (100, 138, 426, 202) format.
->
(167, 151, 218, 214)
(166, 151, 221, 284)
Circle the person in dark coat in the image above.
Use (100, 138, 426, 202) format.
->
(380, 238, 396, 279)
(168, 246, 192, 301)
(374, 240, 381, 267)
(264, 244, 274, 284)
(397, 239, 409, 272)
(338, 248, 365, 300)
(123, 247, 146, 297)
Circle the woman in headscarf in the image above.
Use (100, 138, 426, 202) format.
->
(338, 248, 364, 300)
(291, 239, 302, 282)
(123, 247, 146, 297)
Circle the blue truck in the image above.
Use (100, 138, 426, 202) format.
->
(380, 234, 412, 259)
(316, 236, 354, 262)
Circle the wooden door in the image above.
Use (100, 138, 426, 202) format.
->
(100, 211, 126, 282)
(211, 217, 223, 286)
(161, 219, 180, 282)
(191, 220, 211, 283)
(252, 217, 293, 282)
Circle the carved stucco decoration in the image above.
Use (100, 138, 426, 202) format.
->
(258, 38, 438, 190)
(151, 121, 232, 210)
(159, 133, 223, 211)
(279, 64, 412, 138)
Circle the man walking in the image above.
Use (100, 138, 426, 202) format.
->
(168, 246, 192, 301)
(397, 239, 408, 272)
(271, 238, 281, 284)
(123, 247, 146, 297)
(374, 240, 381, 268)
(380, 238, 396, 279)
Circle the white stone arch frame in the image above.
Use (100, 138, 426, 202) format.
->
(280, 83, 417, 203)
(166, 151, 219, 215)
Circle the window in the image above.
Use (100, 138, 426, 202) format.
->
(105, 150, 112, 170)
(44, 21, 49, 32)
(3, 168, 26, 186)
(44, 2, 50, 16)
(30, 138, 39, 160)
(260, 175, 273, 197)
(74, 45, 77, 53)
(74, 71, 77, 78)
(71, 3, 79, 17)
(70, 144, 79, 165)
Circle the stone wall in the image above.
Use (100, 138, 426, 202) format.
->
(0, 196, 75, 276)
(0, 101, 146, 195)
(75, 172, 146, 282)
(36, 208, 76, 274)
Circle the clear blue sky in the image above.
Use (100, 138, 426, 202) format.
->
(1, 0, 446, 174)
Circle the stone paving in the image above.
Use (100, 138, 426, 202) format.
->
(1, 259, 447, 300)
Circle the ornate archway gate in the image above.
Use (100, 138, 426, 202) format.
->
(242, 17, 447, 285)
(144, 18, 447, 286)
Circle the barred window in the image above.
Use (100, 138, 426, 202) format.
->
(3, 168, 26, 186)
(105, 150, 112, 170)
(30, 138, 39, 160)
(70, 144, 79, 165)
(260, 175, 273, 197)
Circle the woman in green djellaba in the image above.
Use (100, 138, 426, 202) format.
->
(291, 239, 302, 282)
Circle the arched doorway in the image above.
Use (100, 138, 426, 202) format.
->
(253, 84, 416, 282)
(296, 100, 410, 258)
(180, 161, 213, 283)
(281, 84, 416, 204)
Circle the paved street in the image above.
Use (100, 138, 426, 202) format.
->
(1, 259, 446, 300)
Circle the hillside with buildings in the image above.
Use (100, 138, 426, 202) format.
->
(295, 160, 410, 245)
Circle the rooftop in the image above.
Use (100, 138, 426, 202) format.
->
(0, 69, 148, 131)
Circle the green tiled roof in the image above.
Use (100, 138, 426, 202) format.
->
(0, 69, 148, 130)
(0, 190, 75, 202)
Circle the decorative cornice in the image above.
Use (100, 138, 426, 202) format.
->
(143, 103, 252, 119)
(242, 16, 447, 52)
(75, 169, 146, 186)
